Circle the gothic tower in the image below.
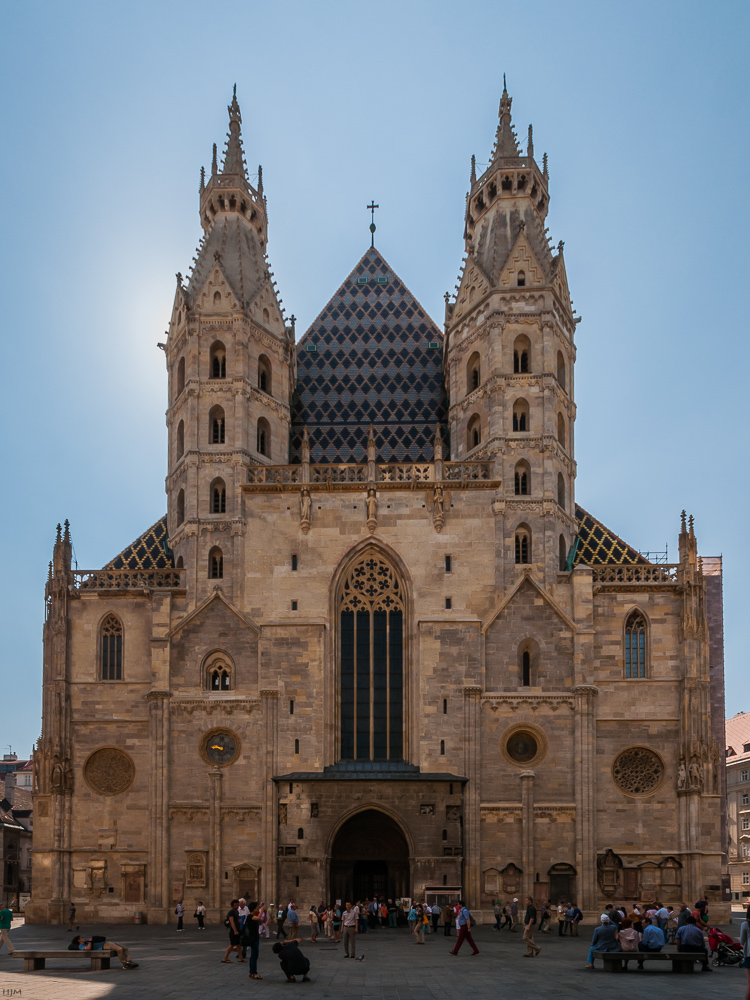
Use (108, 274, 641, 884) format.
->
(165, 88, 295, 600)
(444, 80, 577, 586)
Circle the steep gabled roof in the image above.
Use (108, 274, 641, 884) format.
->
(291, 246, 448, 464)
(574, 505, 648, 566)
(103, 515, 173, 571)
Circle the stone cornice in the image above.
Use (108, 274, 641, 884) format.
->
(481, 693, 576, 712)
(169, 697, 261, 716)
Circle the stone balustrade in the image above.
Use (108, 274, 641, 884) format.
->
(246, 460, 496, 486)
(73, 569, 184, 591)
(591, 564, 679, 585)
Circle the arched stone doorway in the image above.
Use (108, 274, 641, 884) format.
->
(548, 862, 577, 903)
(330, 809, 409, 902)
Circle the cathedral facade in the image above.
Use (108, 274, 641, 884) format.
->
(28, 86, 727, 924)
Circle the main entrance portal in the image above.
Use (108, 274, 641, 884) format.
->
(330, 809, 409, 902)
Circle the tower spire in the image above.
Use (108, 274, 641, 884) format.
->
(221, 84, 248, 180)
(492, 75, 520, 160)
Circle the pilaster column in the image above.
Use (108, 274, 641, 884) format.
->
(520, 770, 535, 900)
(463, 686, 482, 906)
(147, 690, 171, 912)
(574, 684, 597, 911)
(261, 690, 279, 905)
(209, 765, 223, 909)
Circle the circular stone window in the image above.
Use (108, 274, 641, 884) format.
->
(199, 728, 241, 767)
(84, 747, 135, 796)
(500, 724, 548, 767)
(612, 746, 664, 796)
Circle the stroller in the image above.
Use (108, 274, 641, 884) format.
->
(707, 927, 744, 967)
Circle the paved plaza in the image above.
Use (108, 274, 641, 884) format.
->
(0, 920, 746, 1000)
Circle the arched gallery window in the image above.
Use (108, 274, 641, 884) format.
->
(177, 356, 186, 396)
(210, 406, 225, 444)
(210, 341, 226, 379)
(557, 351, 566, 390)
(557, 412, 566, 449)
(257, 417, 271, 457)
(466, 352, 480, 394)
(467, 414, 481, 451)
(211, 478, 226, 514)
(101, 614, 123, 680)
(258, 354, 272, 395)
(557, 472, 566, 509)
(625, 610, 647, 678)
(559, 533, 568, 571)
(515, 524, 531, 564)
(514, 460, 530, 496)
(209, 547, 224, 579)
(176, 420, 184, 459)
(513, 399, 529, 432)
(176, 489, 185, 527)
(518, 638, 538, 687)
(513, 335, 530, 373)
(339, 550, 404, 762)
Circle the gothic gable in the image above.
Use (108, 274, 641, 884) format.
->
(498, 229, 546, 289)
(290, 247, 447, 464)
(168, 591, 259, 690)
(451, 257, 492, 322)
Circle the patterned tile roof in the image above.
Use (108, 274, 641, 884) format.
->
(574, 505, 648, 566)
(290, 247, 448, 464)
(103, 515, 173, 571)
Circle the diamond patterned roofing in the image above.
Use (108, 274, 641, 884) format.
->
(290, 247, 448, 464)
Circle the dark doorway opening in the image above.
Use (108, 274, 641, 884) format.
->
(330, 809, 409, 903)
(548, 862, 577, 903)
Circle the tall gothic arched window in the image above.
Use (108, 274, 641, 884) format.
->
(339, 551, 404, 762)
(625, 610, 647, 678)
(101, 614, 123, 680)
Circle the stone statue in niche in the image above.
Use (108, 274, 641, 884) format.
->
(50, 754, 64, 794)
(688, 758, 702, 791)
(677, 758, 687, 791)
(432, 486, 445, 533)
(278, 803, 287, 825)
(300, 489, 311, 535)
(366, 489, 377, 534)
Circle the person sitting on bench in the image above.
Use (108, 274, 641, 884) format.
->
(637, 916, 665, 969)
(272, 939, 310, 981)
(585, 914, 621, 968)
(675, 915, 712, 972)
(68, 935, 139, 969)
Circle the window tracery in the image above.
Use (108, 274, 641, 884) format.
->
(339, 551, 404, 762)
(100, 614, 123, 680)
(625, 610, 647, 678)
(612, 746, 664, 796)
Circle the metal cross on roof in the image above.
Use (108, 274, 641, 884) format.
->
(367, 200, 379, 247)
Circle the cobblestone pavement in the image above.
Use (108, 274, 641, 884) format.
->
(0, 921, 746, 1000)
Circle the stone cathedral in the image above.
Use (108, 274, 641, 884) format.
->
(28, 85, 727, 924)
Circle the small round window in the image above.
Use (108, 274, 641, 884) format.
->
(501, 724, 547, 767)
(506, 730, 538, 763)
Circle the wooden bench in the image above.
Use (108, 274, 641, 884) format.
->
(594, 950, 709, 974)
(13, 949, 117, 972)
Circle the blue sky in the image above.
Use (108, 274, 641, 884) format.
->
(1, 0, 748, 755)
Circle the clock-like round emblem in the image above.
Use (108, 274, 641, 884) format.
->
(200, 728, 241, 767)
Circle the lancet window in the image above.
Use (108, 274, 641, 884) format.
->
(339, 551, 404, 762)
(625, 611, 647, 678)
(101, 614, 123, 681)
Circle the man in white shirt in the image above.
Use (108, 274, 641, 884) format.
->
(342, 902, 359, 958)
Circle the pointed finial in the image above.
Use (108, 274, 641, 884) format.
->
(470, 154, 476, 185)
(212, 143, 218, 176)
(222, 86, 247, 178)
(543, 152, 548, 180)
(527, 123, 534, 158)
(557, 240, 564, 253)
(681, 509, 687, 533)
(47, 561, 53, 583)
(63, 519, 70, 542)
(233, 82, 237, 99)
(688, 514, 695, 538)
(56, 523, 62, 542)
(176, 272, 182, 287)
(492, 76, 520, 159)
(258, 164, 263, 195)
(289, 314, 296, 334)
(200, 165, 205, 192)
